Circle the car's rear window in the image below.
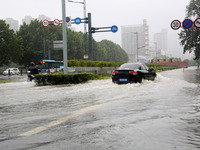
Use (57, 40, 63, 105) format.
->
(118, 64, 140, 70)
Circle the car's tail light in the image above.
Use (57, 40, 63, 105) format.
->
(129, 70, 137, 75)
(112, 71, 118, 75)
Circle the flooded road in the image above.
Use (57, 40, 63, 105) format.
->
(0, 67, 200, 150)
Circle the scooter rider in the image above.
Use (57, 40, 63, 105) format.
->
(27, 62, 39, 81)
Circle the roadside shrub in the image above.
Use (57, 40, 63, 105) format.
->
(68, 59, 80, 66)
(34, 73, 98, 86)
(146, 64, 181, 72)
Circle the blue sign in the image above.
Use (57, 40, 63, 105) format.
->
(75, 17, 81, 25)
(183, 19, 193, 29)
(111, 25, 118, 33)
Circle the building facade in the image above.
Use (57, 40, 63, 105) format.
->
(22, 15, 51, 25)
(154, 28, 168, 58)
(121, 20, 149, 62)
(5, 18, 19, 32)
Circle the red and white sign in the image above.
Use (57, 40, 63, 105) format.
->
(171, 20, 181, 30)
(42, 19, 49, 27)
(84, 54, 88, 59)
(66, 17, 71, 23)
(194, 18, 200, 28)
(53, 19, 60, 27)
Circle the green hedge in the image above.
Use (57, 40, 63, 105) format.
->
(68, 60, 124, 67)
(35, 73, 98, 86)
(146, 64, 181, 72)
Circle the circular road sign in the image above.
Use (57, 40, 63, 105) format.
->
(171, 20, 181, 30)
(111, 25, 118, 33)
(75, 17, 81, 25)
(182, 19, 193, 29)
(66, 17, 71, 23)
(53, 19, 60, 27)
(194, 18, 200, 28)
(42, 19, 49, 27)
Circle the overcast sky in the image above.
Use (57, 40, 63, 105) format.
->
(0, 0, 193, 59)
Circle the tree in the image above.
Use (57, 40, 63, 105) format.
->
(179, 0, 200, 60)
(17, 19, 128, 65)
(97, 40, 128, 62)
(0, 20, 23, 66)
(17, 19, 63, 66)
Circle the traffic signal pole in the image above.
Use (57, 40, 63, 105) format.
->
(88, 13, 93, 61)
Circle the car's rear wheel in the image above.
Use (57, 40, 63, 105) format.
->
(137, 77, 143, 83)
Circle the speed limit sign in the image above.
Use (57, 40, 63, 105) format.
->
(171, 20, 181, 30)
(42, 19, 49, 27)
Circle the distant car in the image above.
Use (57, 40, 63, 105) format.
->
(3, 68, 20, 76)
(112, 63, 157, 84)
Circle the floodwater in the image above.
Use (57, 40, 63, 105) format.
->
(0, 67, 200, 150)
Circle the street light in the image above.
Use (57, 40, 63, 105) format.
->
(148, 41, 157, 62)
(68, 0, 87, 54)
(131, 32, 139, 62)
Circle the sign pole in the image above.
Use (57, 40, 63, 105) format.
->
(62, 0, 68, 74)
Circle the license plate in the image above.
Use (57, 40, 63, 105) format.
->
(119, 78, 127, 82)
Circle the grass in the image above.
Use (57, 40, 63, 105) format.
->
(0, 79, 19, 83)
(94, 74, 112, 80)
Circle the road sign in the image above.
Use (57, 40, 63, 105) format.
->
(53, 41, 63, 50)
(42, 19, 49, 27)
(75, 17, 81, 25)
(194, 18, 200, 28)
(111, 25, 118, 33)
(84, 54, 88, 59)
(66, 17, 71, 23)
(171, 20, 181, 30)
(53, 19, 60, 27)
(182, 19, 193, 29)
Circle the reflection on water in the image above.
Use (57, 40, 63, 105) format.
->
(184, 88, 200, 149)
(169, 67, 200, 150)
(183, 67, 200, 84)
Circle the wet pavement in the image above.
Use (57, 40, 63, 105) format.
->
(0, 74, 27, 81)
(0, 67, 200, 150)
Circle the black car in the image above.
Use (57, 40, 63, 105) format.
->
(112, 63, 156, 84)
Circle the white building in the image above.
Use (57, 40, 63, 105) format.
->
(154, 29, 168, 58)
(37, 15, 51, 22)
(22, 15, 51, 25)
(22, 16, 34, 24)
(5, 18, 19, 32)
(121, 20, 149, 63)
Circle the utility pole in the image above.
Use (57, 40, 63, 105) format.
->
(48, 40, 51, 60)
(88, 13, 92, 60)
(135, 32, 139, 62)
(83, 0, 87, 55)
(43, 37, 46, 59)
(131, 32, 139, 62)
(62, 0, 68, 74)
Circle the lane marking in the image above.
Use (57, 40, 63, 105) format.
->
(18, 94, 127, 137)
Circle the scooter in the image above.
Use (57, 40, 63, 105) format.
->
(27, 71, 34, 81)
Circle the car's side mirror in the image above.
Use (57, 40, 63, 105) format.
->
(149, 68, 154, 72)
(139, 66, 142, 70)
